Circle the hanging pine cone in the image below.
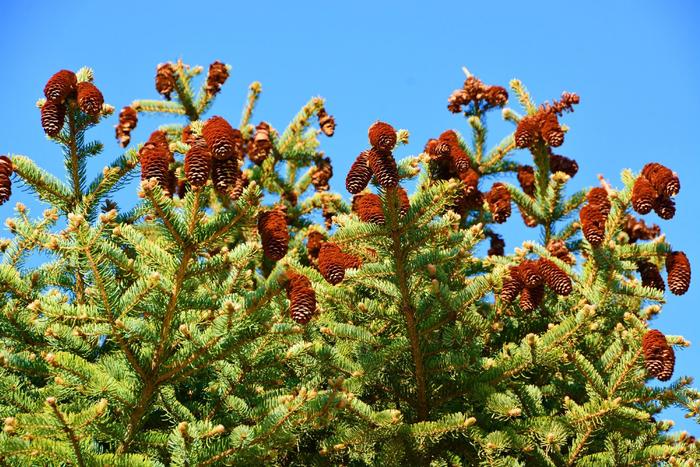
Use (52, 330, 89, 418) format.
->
(203, 116, 244, 161)
(515, 115, 538, 148)
(546, 239, 574, 264)
(637, 261, 665, 292)
(206, 61, 229, 96)
(487, 233, 505, 256)
(181, 125, 194, 144)
(115, 106, 138, 147)
(459, 168, 480, 195)
(258, 209, 289, 261)
(587, 187, 611, 216)
(342, 251, 362, 269)
(540, 111, 564, 147)
(352, 193, 385, 225)
(397, 187, 410, 216)
(44, 70, 77, 103)
(653, 195, 676, 220)
(366, 148, 399, 188)
(76, 81, 104, 116)
(317, 108, 336, 137)
(229, 171, 248, 201)
(642, 329, 675, 381)
(285, 271, 317, 324)
(579, 204, 607, 246)
(184, 138, 212, 188)
(40, 100, 66, 137)
(155, 63, 175, 100)
(517, 165, 536, 197)
(666, 251, 691, 296)
(485, 183, 511, 223)
(346, 151, 373, 194)
(0, 156, 12, 206)
(501, 266, 524, 303)
(212, 157, 241, 196)
(623, 215, 660, 242)
(368, 121, 397, 151)
(549, 153, 579, 177)
(538, 258, 572, 295)
(520, 284, 545, 312)
(631, 176, 658, 215)
(306, 231, 325, 261)
(318, 242, 348, 285)
(139, 133, 172, 194)
(519, 260, 543, 287)
(249, 122, 272, 165)
(484, 85, 508, 107)
(439, 130, 470, 173)
(425, 138, 451, 160)
(642, 162, 680, 197)
(312, 156, 333, 192)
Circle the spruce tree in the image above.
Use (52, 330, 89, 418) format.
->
(0, 61, 697, 465)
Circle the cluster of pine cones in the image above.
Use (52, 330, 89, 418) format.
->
(642, 329, 675, 381)
(631, 162, 680, 219)
(515, 92, 579, 149)
(447, 75, 508, 115)
(41, 69, 104, 137)
(500, 258, 573, 311)
(638, 251, 691, 296)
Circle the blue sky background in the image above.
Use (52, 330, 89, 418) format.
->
(1, 0, 699, 431)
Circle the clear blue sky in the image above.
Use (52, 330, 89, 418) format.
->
(1, 0, 699, 431)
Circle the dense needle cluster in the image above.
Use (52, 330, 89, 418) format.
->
(258, 208, 289, 261)
(642, 329, 675, 382)
(579, 187, 610, 247)
(447, 75, 508, 115)
(631, 163, 680, 219)
(115, 106, 138, 147)
(284, 270, 317, 324)
(0, 156, 12, 205)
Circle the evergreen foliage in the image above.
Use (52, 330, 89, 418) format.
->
(0, 61, 698, 465)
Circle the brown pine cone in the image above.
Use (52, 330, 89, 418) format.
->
(206, 61, 229, 96)
(487, 233, 505, 256)
(317, 108, 336, 137)
(342, 251, 363, 269)
(229, 171, 248, 201)
(631, 176, 658, 215)
(517, 165, 536, 197)
(76, 82, 104, 116)
(459, 168, 480, 195)
(212, 157, 241, 196)
(318, 242, 348, 285)
(368, 121, 397, 151)
(139, 133, 172, 194)
(311, 156, 333, 192)
(352, 193, 385, 225)
(520, 209, 539, 228)
(501, 266, 524, 303)
(637, 261, 665, 292)
(115, 106, 138, 147)
(40, 100, 66, 137)
(44, 70, 77, 103)
(425, 138, 451, 160)
(0, 156, 12, 206)
(537, 258, 572, 295)
(484, 85, 508, 107)
(549, 154, 578, 177)
(515, 115, 538, 148)
(519, 260, 543, 287)
(258, 209, 289, 261)
(642, 329, 675, 381)
(520, 284, 545, 311)
(346, 151, 373, 194)
(623, 215, 660, 242)
(249, 122, 273, 165)
(184, 138, 212, 188)
(642, 162, 680, 197)
(546, 239, 574, 264)
(155, 63, 175, 100)
(653, 195, 676, 220)
(397, 187, 410, 216)
(285, 271, 316, 324)
(666, 251, 691, 295)
(579, 204, 607, 246)
(540, 111, 564, 147)
(485, 182, 511, 224)
(587, 187, 611, 216)
(181, 125, 194, 144)
(439, 130, 470, 173)
(203, 116, 244, 161)
(366, 148, 399, 188)
(306, 231, 325, 260)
